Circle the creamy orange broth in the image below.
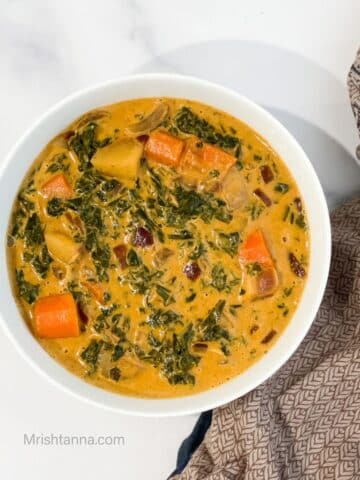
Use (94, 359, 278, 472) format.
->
(7, 98, 309, 398)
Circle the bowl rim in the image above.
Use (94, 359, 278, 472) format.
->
(0, 73, 331, 416)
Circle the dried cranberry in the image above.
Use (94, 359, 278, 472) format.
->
(133, 227, 154, 247)
(250, 324, 259, 335)
(254, 188, 272, 207)
(183, 262, 201, 281)
(137, 134, 149, 144)
(261, 329, 277, 344)
(113, 244, 127, 268)
(289, 252, 306, 277)
(294, 197, 303, 213)
(260, 165, 274, 184)
(78, 305, 88, 325)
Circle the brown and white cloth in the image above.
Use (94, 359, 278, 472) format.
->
(348, 48, 360, 161)
(171, 51, 360, 480)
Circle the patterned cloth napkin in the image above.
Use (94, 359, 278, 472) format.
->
(348, 48, 360, 161)
(170, 51, 360, 480)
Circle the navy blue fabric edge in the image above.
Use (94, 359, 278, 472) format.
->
(168, 410, 212, 479)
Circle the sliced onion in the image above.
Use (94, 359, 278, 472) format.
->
(222, 166, 248, 209)
(256, 266, 279, 297)
(119, 354, 144, 379)
(124, 102, 169, 137)
(75, 110, 110, 129)
(153, 248, 174, 268)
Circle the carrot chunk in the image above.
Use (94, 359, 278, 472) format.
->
(239, 229, 273, 266)
(180, 142, 235, 178)
(34, 293, 80, 338)
(202, 144, 236, 172)
(41, 173, 73, 199)
(145, 131, 184, 166)
(181, 146, 204, 173)
(83, 282, 106, 303)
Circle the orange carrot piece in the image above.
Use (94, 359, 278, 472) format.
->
(180, 146, 204, 173)
(145, 131, 184, 166)
(41, 173, 73, 199)
(34, 293, 80, 338)
(239, 230, 273, 266)
(83, 281, 106, 303)
(202, 144, 236, 173)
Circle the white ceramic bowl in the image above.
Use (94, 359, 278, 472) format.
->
(0, 74, 331, 416)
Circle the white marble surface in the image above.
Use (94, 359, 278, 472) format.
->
(0, 1, 359, 479)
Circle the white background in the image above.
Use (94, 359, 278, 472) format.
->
(0, 1, 359, 479)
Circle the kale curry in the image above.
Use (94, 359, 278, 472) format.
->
(7, 98, 309, 398)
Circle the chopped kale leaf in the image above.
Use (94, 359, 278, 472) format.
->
(174, 107, 239, 150)
(274, 182, 289, 194)
(69, 122, 111, 171)
(197, 300, 230, 342)
(24, 213, 43, 246)
(31, 245, 53, 278)
(142, 323, 199, 385)
(47, 198, 65, 217)
(81, 339, 104, 373)
(145, 309, 183, 328)
(155, 284, 175, 306)
(217, 232, 240, 256)
(15, 269, 39, 304)
(46, 153, 69, 173)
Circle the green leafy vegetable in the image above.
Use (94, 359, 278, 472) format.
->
(185, 292, 197, 303)
(97, 179, 121, 202)
(217, 232, 240, 256)
(69, 123, 111, 171)
(109, 198, 130, 216)
(93, 304, 118, 333)
(91, 243, 110, 281)
(47, 198, 65, 217)
(246, 262, 262, 276)
(145, 309, 183, 328)
(155, 284, 175, 306)
(295, 213, 306, 229)
(127, 249, 141, 266)
(46, 153, 69, 173)
(246, 202, 264, 220)
(24, 213, 43, 246)
(31, 245, 53, 278)
(81, 339, 104, 373)
(67, 281, 87, 303)
(197, 300, 230, 342)
(210, 264, 240, 292)
(211, 264, 228, 291)
(274, 183, 289, 194)
(123, 264, 163, 294)
(166, 184, 232, 227)
(141, 323, 199, 385)
(168, 229, 193, 240)
(15, 269, 39, 304)
(188, 243, 206, 260)
(112, 344, 125, 361)
(174, 107, 239, 150)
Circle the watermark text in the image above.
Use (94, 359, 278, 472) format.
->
(23, 432, 125, 447)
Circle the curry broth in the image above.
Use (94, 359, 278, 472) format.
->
(7, 98, 309, 398)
